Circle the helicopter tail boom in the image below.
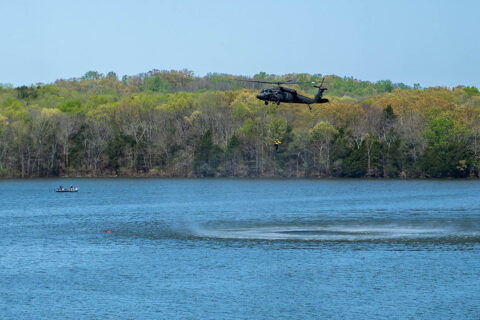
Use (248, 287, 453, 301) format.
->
(314, 86, 328, 103)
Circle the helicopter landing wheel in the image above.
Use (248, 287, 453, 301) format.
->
(265, 101, 268, 105)
(276, 101, 280, 106)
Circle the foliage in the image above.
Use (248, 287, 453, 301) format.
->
(0, 70, 479, 178)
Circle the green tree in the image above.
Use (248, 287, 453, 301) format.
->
(82, 71, 102, 80)
(419, 116, 473, 177)
(378, 105, 400, 177)
(57, 100, 83, 114)
(194, 130, 223, 176)
(145, 76, 171, 92)
(310, 121, 338, 175)
(106, 71, 117, 80)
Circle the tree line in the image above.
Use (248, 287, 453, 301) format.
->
(1, 69, 480, 178)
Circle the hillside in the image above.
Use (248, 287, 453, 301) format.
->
(1, 70, 480, 178)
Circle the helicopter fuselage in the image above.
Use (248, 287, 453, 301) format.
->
(256, 86, 328, 107)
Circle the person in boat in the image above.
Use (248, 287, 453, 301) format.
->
(59, 185, 64, 190)
(273, 139, 281, 152)
(70, 185, 74, 191)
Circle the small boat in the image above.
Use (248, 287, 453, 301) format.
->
(55, 186, 78, 192)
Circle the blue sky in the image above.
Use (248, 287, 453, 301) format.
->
(1, 0, 479, 87)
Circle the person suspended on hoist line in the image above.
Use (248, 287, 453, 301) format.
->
(273, 139, 281, 151)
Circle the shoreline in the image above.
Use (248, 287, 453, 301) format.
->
(1, 175, 478, 180)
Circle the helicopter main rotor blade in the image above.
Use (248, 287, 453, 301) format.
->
(239, 79, 282, 84)
(238, 79, 322, 86)
(319, 77, 325, 87)
(238, 79, 297, 85)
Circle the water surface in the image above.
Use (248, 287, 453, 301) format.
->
(1, 179, 479, 319)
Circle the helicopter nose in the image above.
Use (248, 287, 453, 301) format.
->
(256, 93, 264, 100)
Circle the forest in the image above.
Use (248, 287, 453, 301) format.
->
(1, 69, 480, 178)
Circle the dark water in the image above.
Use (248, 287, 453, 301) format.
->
(1, 179, 479, 319)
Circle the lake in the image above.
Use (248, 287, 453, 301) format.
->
(1, 179, 479, 319)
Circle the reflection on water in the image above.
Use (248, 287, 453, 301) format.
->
(1, 179, 479, 319)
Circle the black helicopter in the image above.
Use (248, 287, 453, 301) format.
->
(241, 78, 329, 110)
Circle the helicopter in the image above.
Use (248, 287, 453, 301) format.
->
(241, 78, 329, 110)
